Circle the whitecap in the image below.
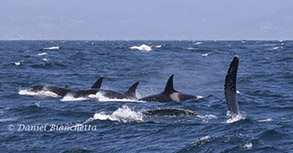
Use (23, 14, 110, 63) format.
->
(241, 143, 253, 149)
(37, 52, 47, 56)
(198, 114, 218, 120)
(195, 42, 203, 45)
(32, 102, 40, 107)
(42, 58, 48, 61)
(14, 62, 21, 66)
(201, 53, 211, 57)
(129, 44, 152, 52)
(44, 46, 59, 50)
(191, 136, 211, 144)
(155, 45, 162, 48)
(18, 89, 59, 98)
(92, 105, 143, 123)
(272, 46, 283, 50)
(258, 118, 273, 122)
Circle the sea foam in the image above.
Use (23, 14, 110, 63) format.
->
(92, 106, 143, 122)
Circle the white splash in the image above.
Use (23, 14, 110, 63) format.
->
(226, 113, 245, 123)
(130, 44, 152, 52)
(198, 114, 218, 120)
(272, 46, 283, 50)
(37, 52, 47, 56)
(14, 62, 21, 66)
(197, 96, 204, 99)
(61, 94, 89, 101)
(195, 42, 203, 45)
(242, 143, 253, 149)
(201, 52, 211, 57)
(18, 89, 59, 98)
(42, 58, 48, 61)
(155, 45, 162, 48)
(191, 136, 211, 144)
(44, 46, 59, 50)
(32, 102, 40, 107)
(92, 106, 143, 123)
(258, 118, 273, 122)
(90, 92, 143, 103)
(236, 90, 241, 94)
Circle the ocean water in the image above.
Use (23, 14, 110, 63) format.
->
(0, 40, 292, 152)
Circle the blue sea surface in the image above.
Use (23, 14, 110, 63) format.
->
(0, 40, 292, 152)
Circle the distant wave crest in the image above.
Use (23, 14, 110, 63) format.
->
(129, 44, 152, 52)
(43, 46, 59, 50)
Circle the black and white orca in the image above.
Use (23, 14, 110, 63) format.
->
(25, 77, 139, 100)
(139, 74, 201, 102)
(141, 55, 240, 117)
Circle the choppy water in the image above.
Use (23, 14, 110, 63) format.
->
(0, 40, 292, 152)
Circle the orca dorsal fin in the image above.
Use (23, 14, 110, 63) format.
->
(224, 55, 239, 116)
(124, 82, 139, 99)
(91, 77, 104, 89)
(163, 74, 176, 93)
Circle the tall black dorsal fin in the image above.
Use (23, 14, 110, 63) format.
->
(91, 77, 104, 89)
(124, 82, 139, 99)
(164, 74, 176, 93)
(224, 55, 239, 116)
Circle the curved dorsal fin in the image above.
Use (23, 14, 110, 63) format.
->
(164, 74, 176, 93)
(91, 77, 104, 89)
(224, 55, 239, 116)
(124, 82, 139, 99)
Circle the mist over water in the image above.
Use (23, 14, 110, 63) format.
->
(0, 40, 292, 152)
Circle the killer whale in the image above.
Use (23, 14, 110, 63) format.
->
(71, 82, 139, 99)
(24, 77, 139, 100)
(224, 55, 240, 116)
(139, 74, 201, 102)
(141, 55, 240, 117)
(26, 77, 104, 97)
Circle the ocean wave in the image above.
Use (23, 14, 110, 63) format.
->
(195, 42, 203, 45)
(129, 44, 152, 52)
(18, 89, 59, 98)
(258, 118, 273, 122)
(240, 143, 253, 149)
(271, 46, 283, 50)
(201, 52, 212, 57)
(155, 45, 162, 48)
(37, 52, 48, 56)
(14, 62, 21, 66)
(43, 46, 59, 50)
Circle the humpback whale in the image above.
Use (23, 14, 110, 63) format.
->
(139, 74, 201, 102)
(24, 77, 139, 100)
(140, 55, 240, 117)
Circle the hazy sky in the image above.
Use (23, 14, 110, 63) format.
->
(1, 0, 293, 40)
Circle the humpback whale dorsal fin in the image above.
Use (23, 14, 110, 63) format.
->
(163, 74, 176, 93)
(124, 82, 139, 99)
(224, 55, 239, 116)
(91, 77, 104, 89)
